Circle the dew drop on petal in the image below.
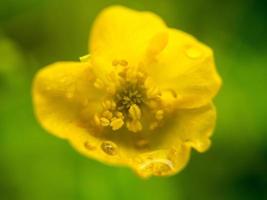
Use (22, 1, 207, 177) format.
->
(84, 141, 96, 150)
(138, 158, 174, 177)
(185, 46, 202, 59)
(101, 141, 117, 155)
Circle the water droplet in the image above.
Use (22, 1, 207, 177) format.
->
(185, 46, 202, 59)
(139, 158, 174, 176)
(84, 141, 96, 150)
(101, 141, 117, 155)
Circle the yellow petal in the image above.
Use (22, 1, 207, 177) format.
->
(162, 103, 216, 153)
(69, 125, 191, 178)
(32, 61, 102, 139)
(32, 7, 221, 178)
(56, 104, 214, 178)
(133, 145, 191, 178)
(146, 29, 222, 109)
(89, 6, 167, 70)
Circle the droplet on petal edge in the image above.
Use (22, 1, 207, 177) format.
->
(133, 150, 178, 177)
(84, 141, 96, 150)
(101, 141, 117, 156)
(136, 158, 174, 177)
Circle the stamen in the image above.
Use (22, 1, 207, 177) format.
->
(102, 100, 116, 110)
(115, 111, 124, 119)
(127, 120, 142, 133)
(110, 118, 124, 130)
(102, 110, 113, 120)
(92, 61, 170, 133)
(100, 117, 110, 126)
(129, 104, 141, 120)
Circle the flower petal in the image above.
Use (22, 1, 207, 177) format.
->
(132, 145, 191, 178)
(33, 61, 102, 139)
(64, 101, 215, 178)
(69, 126, 191, 178)
(128, 104, 216, 177)
(146, 29, 222, 109)
(162, 103, 216, 153)
(89, 6, 167, 67)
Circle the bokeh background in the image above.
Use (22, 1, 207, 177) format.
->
(0, 0, 266, 199)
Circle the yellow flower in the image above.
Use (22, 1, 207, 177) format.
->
(32, 6, 221, 178)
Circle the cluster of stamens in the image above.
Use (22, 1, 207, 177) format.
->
(115, 83, 145, 111)
(93, 59, 166, 133)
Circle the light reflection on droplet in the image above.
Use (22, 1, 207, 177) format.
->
(138, 158, 174, 176)
(101, 141, 117, 155)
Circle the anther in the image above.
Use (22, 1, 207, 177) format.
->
(102, 110, 113, 119)
(115, 111, 124, 119)
(110, 118, 124, 130)
(129, 104, 141, 120)
(100, 117, 110, 126)
(102, 100, 113, 110)
(127, 120, 142, 133)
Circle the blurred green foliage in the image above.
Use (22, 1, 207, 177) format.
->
(0, 0, 266, 200)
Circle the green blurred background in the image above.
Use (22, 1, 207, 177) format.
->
(0, 0, 266, 199)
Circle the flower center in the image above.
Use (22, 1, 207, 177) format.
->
(115, 82, 145, 112)
(92, 59, 167, 133)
